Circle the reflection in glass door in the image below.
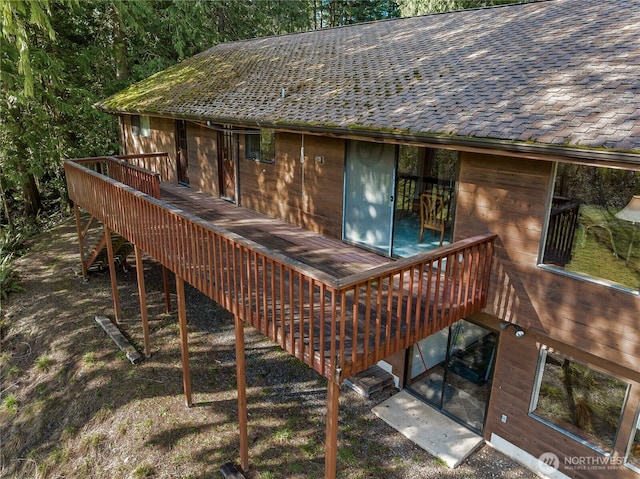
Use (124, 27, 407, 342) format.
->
(343, 141, 396, 255)
(392, 146, 459, 258)
(406, 319, 497, 433)
(176, 120, 189, 185)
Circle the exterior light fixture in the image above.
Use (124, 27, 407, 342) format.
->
(500, 321, 525, 338)
(615, 195, 640, 266)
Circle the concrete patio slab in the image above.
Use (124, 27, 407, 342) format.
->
(372, 390, 484, 468)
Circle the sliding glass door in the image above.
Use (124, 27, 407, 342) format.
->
(406, 319, 497, 433)
(343, 141, 396, 255)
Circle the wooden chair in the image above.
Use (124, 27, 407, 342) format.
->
(419, 193, 446, 246)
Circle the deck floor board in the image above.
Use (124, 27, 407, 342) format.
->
(161, 183, 389, 278)
(156, 183, 486, 379)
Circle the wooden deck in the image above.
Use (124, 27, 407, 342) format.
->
(160, 182, 388, 277)
(65, 155, 496, 383)
(64, 154, 496, 478)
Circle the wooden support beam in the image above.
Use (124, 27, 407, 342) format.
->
(104, 226, 122, 323)
(162, 266, 172, 313)
(73, 204, 88, 280)
(134, 246, 151, 358)
(324, 380, 340, 479)
(176, 275, 192, 407)
(234, 314, 249, 472)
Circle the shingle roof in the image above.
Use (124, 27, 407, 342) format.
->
(97, 0, 640, 154)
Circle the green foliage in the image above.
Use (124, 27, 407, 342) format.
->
(0, 227, 29, 304)
(0, 0, 488, 230)
(337, 447, 358, 465)
(0, 253, 23, 303)
(132, 463, 155, 478)
(567, 205, 640, 289)
(397, 0, 535, 16)
(317, 0, 399, 27)
(2, 393, 18, 415)
(35, 355, 54, 372)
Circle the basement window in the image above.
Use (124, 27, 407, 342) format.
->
(540, 163, 640, 293)
(131, 115, 151, 138)
(530, 348, 629, 454)
(245, 129, 275, 164)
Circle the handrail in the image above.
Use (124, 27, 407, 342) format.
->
(64, 158, 495, 382)
(72, 155, 162, 199)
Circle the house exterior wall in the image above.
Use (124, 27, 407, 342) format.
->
(456, 153, 640, 478)
(117, 114, 640, 477)
(456, 152, 640, 374)
(239, 132, 345, 239)
(122, 115, 178, 183)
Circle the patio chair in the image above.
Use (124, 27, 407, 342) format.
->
(419, 192, 446, 246)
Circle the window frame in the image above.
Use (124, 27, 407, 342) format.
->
(529, 347, 630, 456)
(131, 115, 151, 138)
(538, 162, 640, 296)
(244, 129, 275, 164)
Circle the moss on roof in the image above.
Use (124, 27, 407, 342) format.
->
(97, 0, 640, 154)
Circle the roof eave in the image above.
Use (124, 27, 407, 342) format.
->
(99, 106, 640, 169)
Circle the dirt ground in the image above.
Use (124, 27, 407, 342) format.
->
(0, 218, 539, 478)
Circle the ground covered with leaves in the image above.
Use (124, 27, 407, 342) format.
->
(0, 219, 538, 478)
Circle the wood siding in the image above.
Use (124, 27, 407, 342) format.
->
(487, 330, 640, 478)
(457, 152, 640, 373)
(239, 133, 345, 239)
(122, 115, 178, 182)
(458, 153, 640, 478)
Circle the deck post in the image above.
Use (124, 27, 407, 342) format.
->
(162, 266, 172, 313)
(73, 204, 88, 280)
(104, 226, 122, 323)
(134, 246, 151, 358)
(176, 275, 193, 407)
(234, 313, 249, 472)
(324, 380, 340, 479)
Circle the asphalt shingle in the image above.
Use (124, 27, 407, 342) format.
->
(97, 0, 640, 153)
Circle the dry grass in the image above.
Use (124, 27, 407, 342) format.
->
(0, 218, 538, 478)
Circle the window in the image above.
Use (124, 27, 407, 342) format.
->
(530, 348, 629, 454)
(245, 129, 275, 163)
(626, 405, 640, 472)
(131, 115, 151, 138)
(541, 163, 640, 292)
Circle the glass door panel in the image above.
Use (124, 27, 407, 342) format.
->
(407, 319, 496, 433)
(392, 147, 459, 258)
(343, 141, 396, 255)
(442, 321, 496, 432)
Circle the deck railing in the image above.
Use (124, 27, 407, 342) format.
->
(73, 154, 164, 198)
(65, 159, 495, 383)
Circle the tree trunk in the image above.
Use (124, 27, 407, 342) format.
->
(15, 140, 42, 219)
(111, 6, 129, 81)
(0, 176, 14, 230)
(22, 172, 42, 218)
(562, 359, 578, 426)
